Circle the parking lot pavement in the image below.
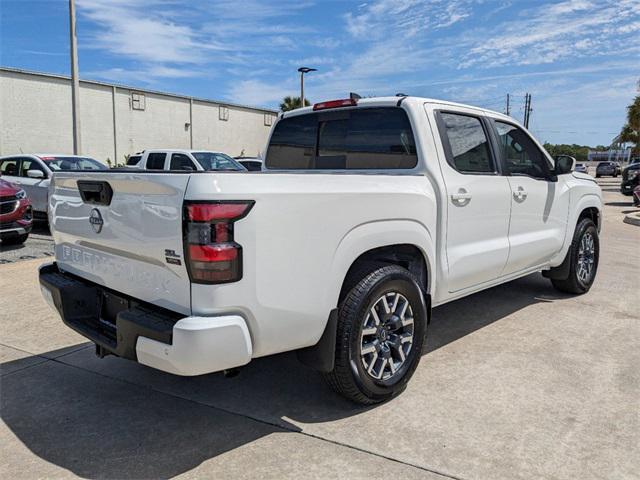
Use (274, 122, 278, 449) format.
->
(1, 178, 638, 480)
(0, 222, 54, 264)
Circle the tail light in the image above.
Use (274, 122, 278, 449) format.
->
(184, 201, 254, 284)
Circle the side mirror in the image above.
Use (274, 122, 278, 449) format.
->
(27, 169, 45, 179)
(554, 155, 575, 175)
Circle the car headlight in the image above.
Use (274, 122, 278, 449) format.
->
(628, 170, 639, 179)
(15, 189, 26, 199)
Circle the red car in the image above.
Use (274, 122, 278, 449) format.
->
(0, 177, 33, 245)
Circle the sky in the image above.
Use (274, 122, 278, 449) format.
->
(1, 0, 639, 146)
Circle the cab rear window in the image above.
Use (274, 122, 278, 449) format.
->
(266, 107, 417, 170)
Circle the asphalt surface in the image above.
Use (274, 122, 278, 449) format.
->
(0, 222, 54, 264)
(1, 177, 638, 479)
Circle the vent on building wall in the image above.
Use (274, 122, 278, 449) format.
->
(264, 113, 275, 126)
(219, 106, 229, 121)
(131, 92, 146, 111)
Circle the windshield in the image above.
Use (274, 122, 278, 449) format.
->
(192, 152, 246, 171)
(43, 156, 107, 171)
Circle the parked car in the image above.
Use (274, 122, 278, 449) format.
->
(621, 162, 640, 196)
(595, 161, 621, 178)
(0, 154, 107, 218)
(235, 156, 263, 171)
(0, 177, 33, 245)
(574, 163, 588, 174)
(126, 150, 246, 172)
(40, 96, 602, 404)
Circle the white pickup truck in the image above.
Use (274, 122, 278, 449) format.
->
(40, 96, 602, 404)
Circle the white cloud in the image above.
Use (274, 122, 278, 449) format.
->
(227, 79, 293, 106)
(76, 0, 313, 82)
(459, 0, 640, 68)
(345, 0, 474, 39)
(77, 0, 217, 65)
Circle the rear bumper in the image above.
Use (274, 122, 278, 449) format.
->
(39, 262, 252, 376)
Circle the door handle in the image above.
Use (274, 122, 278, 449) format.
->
(451, 188, 472, 206)
(513, 186, 527, 202)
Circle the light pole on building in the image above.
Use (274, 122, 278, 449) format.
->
(297, 67, 317, 108)
(69, 0, 81, 154)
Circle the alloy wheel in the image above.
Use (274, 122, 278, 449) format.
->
(360, 291, 414, 381)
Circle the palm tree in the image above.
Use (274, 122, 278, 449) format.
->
(617, 80, 640, 155)
(280, 96, 310, 112)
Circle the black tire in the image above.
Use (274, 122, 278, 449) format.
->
(550, 218, 599, 294)
(0, 233, 28, 245)
(324, 264, 427, 404)
(595, 174, 601, 178)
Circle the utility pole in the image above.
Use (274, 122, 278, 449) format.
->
(505, 93, 510, 116)
(69, 0, 81, 154)
(524, 93, 532, 128)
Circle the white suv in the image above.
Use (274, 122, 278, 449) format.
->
(126, 150, 246, 172)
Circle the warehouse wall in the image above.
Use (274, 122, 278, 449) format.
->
(0, 68, 277, 164)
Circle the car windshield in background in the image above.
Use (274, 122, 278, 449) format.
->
(192, 152, 246, 171)
(265, 107, 417, 170)
(43, 156, 107, 171)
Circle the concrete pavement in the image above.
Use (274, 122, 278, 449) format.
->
(1, 179, 638, 479)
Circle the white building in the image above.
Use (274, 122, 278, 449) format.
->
(0, 67, 278, 164)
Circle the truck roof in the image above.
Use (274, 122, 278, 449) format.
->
(142, 149, 227, 154)
(282, 96, 514, 123)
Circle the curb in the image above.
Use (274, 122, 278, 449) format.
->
(623, 212, 640, 227)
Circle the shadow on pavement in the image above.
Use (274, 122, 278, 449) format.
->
(31, 221, 51, 236)
(1, 272, 571, 478)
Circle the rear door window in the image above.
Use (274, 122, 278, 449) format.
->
(266, 107, 417, 170)
(146, 153, 166, 170)
(170, 153, 196, 171)
(127, 155, 142, 166)
(437, 113, 495, 174)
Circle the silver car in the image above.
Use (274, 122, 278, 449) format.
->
(574, 163, 589, 174)
(0, 154, 106, 218)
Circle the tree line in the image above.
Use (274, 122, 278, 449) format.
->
(542, 143, 607, 163)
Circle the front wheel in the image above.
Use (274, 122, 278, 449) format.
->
(550, 218, 599, 294)
(324, 264, 427, 404)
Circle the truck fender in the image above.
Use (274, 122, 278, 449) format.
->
(297, 220, 435, 372)
(549, 193, 602, 267)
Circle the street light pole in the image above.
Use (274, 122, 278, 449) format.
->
(69, 0, 81, 154)
(297, 67, 317, 108)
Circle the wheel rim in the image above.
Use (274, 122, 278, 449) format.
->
(360, 291, 414, 381)
(577, 231, 595, 284)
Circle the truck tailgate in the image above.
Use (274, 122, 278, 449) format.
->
(49, 172, 192, 315)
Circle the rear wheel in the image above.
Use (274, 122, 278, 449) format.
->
(550, 218, 598, 294)
(324, 264, 427, 404)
